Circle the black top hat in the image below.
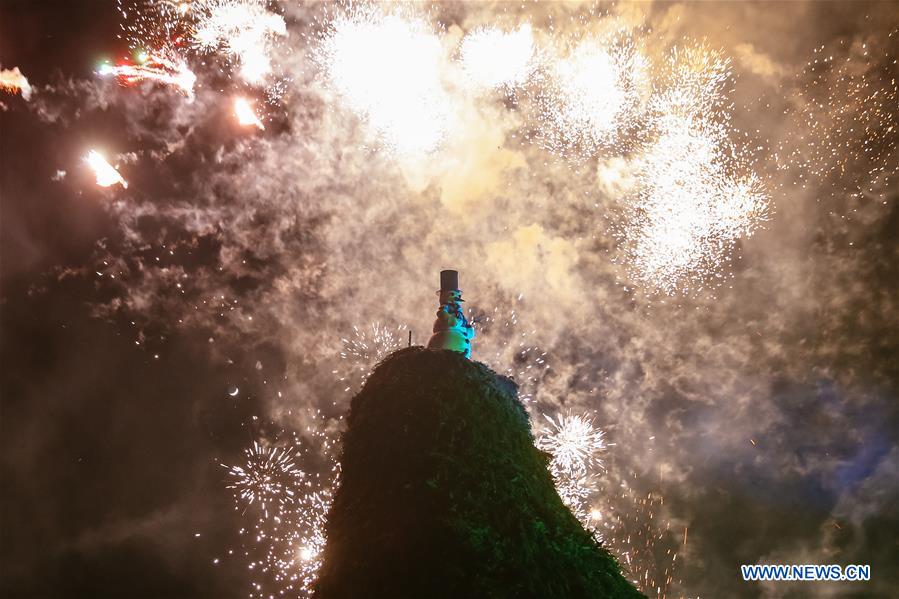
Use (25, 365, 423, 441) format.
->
(439, 269, 459, 291)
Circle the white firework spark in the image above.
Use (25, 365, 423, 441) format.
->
(224, 441, 304, 512)
(459, 24, 536, 91)
(85, 150, 128, 189)
(536, 411, 607, 478)
(317, 8, 451, 155)
(591, 482, 683, 598)
(335, 321, 407, 392)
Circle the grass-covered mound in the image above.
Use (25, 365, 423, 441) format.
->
(314, 347, 643, 599)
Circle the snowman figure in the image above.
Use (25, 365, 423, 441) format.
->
(427, 270, 475, 359)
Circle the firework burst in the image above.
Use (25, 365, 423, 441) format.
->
(191, 0, 287, 84)
(459, 24, 536, 91)
(535, 411, 607, 521)
(614, 44, 769, 295)
(535, 34, 648, 157)
(317, 7, 451, 155)
(221, 414, 340, 598)
(224, 441, 304, 513)
(335, 322, 407, 392)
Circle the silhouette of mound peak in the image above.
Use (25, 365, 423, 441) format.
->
(314, 347, 643, 599)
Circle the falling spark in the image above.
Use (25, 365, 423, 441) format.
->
(234, 97, 265, 129)
(318, 9, 451, 155)
(0, 66, 32, 100)
(593, 485, 682, 597)
(780, 36, 898, 203)
(97, 52, 196, 97)
(85, 150, 128, 188)
(191, 0, 287, 84)
(459, 24, 536, 91)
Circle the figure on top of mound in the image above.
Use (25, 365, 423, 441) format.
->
(427, 269, 475, 359)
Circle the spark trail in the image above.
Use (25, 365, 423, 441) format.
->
(98, 52, 196, 97)
(234, 97, 265, 129)
(0, 66, 32, 100)
(85, 150, 128, 189)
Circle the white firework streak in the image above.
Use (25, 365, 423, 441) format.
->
(317, 7, 451, 155)
(85, 150, 128, 189)
(97, 51, 196, 97)
(234, 97, 265, 129)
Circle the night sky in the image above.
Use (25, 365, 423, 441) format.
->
(2, 1, 898, 598)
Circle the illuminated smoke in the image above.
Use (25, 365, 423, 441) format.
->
(469, 303, 549, 404)
(42, 5, 896, 599)
(0, 66, 32, 100)
(317, 9, 451, 155)
(192, 0, 287, 84)
(234, 97, 265, 129)
(97, 51, 196, 97)
(459, 24, 536, 91)
(85, 150, 128, 188)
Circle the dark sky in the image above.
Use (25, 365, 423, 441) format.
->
(2, 1, 898, 598)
